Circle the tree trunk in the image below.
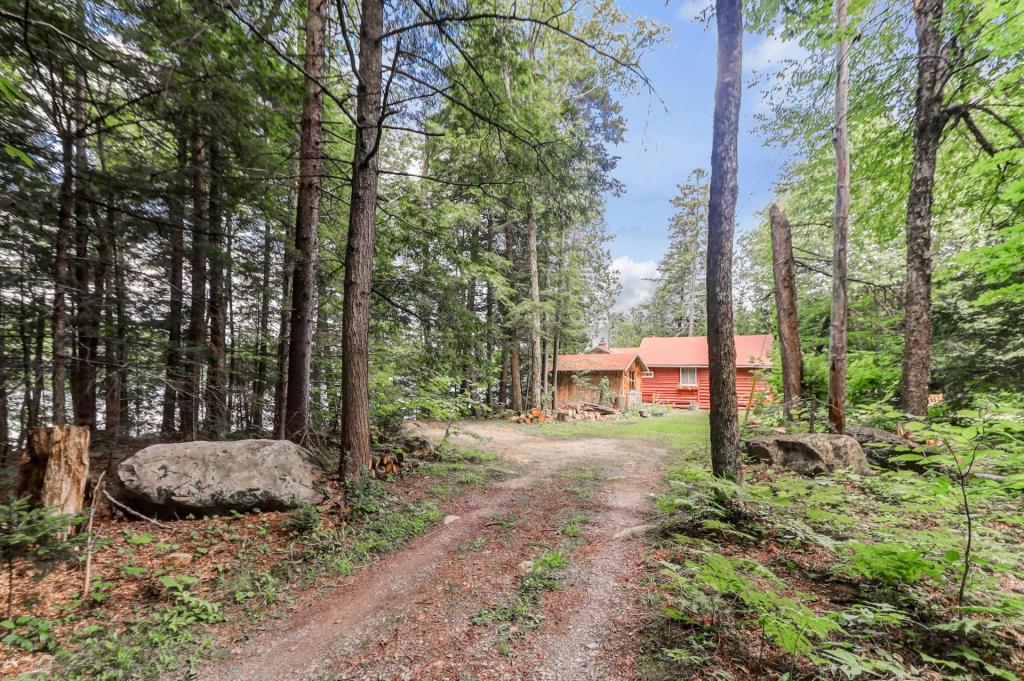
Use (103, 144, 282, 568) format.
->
(498, 351, 509, 409)
(0, 297, 8, 464)
(551, 332, 560, 414)
(162, 137, 187, 436)
(510, 342, 523, 412)
(30, 312, 44, 429)
(685, 251, 699, 337)
(706, 0, 743, 482)
(250, 221, 273, 432)
(341, 0, 383, 478)
(52, 136, 73, 428)
(111, 227, 129, 436)
(769, 205, 802, 420)
(828, 0, 851, 434)
(527, 208, 542, 409)
(182, 133, 209, 440)
(901, 0, 949, 416)
(273, 209, 295, 439)
(71, 103, 97, 430)
(226, 226, 237, 430)
(16, 426, 90, 518)
(205, 142, 228, 438)
(285, 0, 326, 442)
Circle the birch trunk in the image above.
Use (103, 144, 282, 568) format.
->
(828, 0, 850, 434)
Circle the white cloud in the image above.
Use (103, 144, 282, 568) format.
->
(745, 35, 807, 73)
(675, 0, 712, 22)
(612, 256, 660, 313)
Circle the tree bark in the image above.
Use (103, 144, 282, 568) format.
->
(685, 246, 699, 337)
(273, 209, 295, 439)
(901, 0, 950, 416)
(0, 297, 8, 464)
(341, 0, 383, 478)
(285, 0, 326, 442)
(162, 137, 187, 436)
(828, 0, 851, 434)
(769, 205, 802, 420)
(52, 136, 73, 428)
(527, 208, 542, 409)
(550, 332, 560, 414)
(205, 142, 228, 438)
(250, 220, 273, 432)
(71, 61, 97, 431)
(706, 0, 743, 482)
(182, 133, 209, 440)
(503, 218, 522, 413)
(16, 426, 90, 518)
(510, 342, 523, 412)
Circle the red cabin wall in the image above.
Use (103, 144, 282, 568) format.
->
(642, 366, 769, 409)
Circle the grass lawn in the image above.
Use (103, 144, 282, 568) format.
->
(538, 409, 710, 451)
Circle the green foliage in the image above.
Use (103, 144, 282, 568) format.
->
(846, 543, 946, 586)
(1, 498, 82, 615)
(472, 543, 573, 652)
(285, 505, 322, 536)
(646, 409, 1024, 680)
(1, 615, 61, 652)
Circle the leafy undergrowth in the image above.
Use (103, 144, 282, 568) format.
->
(638, 415, 1024, 681)
(2, 446, 508, 680)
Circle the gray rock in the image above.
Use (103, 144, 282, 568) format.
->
(845, 424, 917, 468)
(612, 524, 654, 540)
(116, 439, 324, 515)
(745, 433, 870, 476)
(443, 514, 460, 525)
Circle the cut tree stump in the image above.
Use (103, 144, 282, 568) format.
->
(16, 426, 91, 516)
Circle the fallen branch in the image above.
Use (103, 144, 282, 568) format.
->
(83, 471, 106, 600)
(102, 490, 171, 529)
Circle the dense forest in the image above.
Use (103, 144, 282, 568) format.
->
(2, 0, 1024, 679)
(0, 0, 660, 474)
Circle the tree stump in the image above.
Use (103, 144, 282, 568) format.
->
(16, 426, 91, 516)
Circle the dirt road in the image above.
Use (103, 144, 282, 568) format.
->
(197, 421, 672, 681)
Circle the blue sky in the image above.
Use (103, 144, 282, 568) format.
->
(606, 0, 804, 311)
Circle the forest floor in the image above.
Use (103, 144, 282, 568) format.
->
(193, 415, 700, 681)
(8, 410, 1021, 680)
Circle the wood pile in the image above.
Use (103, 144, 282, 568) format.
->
(508, 404, 622, 424)
(508, 407, 548, 424)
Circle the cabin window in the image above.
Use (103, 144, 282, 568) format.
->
(641, 371, 654, 378)
(679, 367, 697, 387)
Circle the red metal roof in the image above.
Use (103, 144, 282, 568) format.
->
(638, 335, 773, 368)
(555, 352, 647, 372)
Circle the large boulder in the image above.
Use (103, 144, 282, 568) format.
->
(116, 439, 324, 515)
(745, 433, 871, 476)
(844, 424, 917, 469)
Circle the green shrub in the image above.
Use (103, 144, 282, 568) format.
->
(846, 543, 946, 586)
(285, 505, 322, 536)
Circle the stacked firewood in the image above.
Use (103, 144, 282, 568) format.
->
(508, 407, 548, 424)
(507, 404, 621, 424)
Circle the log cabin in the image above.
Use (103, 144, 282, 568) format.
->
(553, 351, 648, 411)
(593, 334, 773, 409)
